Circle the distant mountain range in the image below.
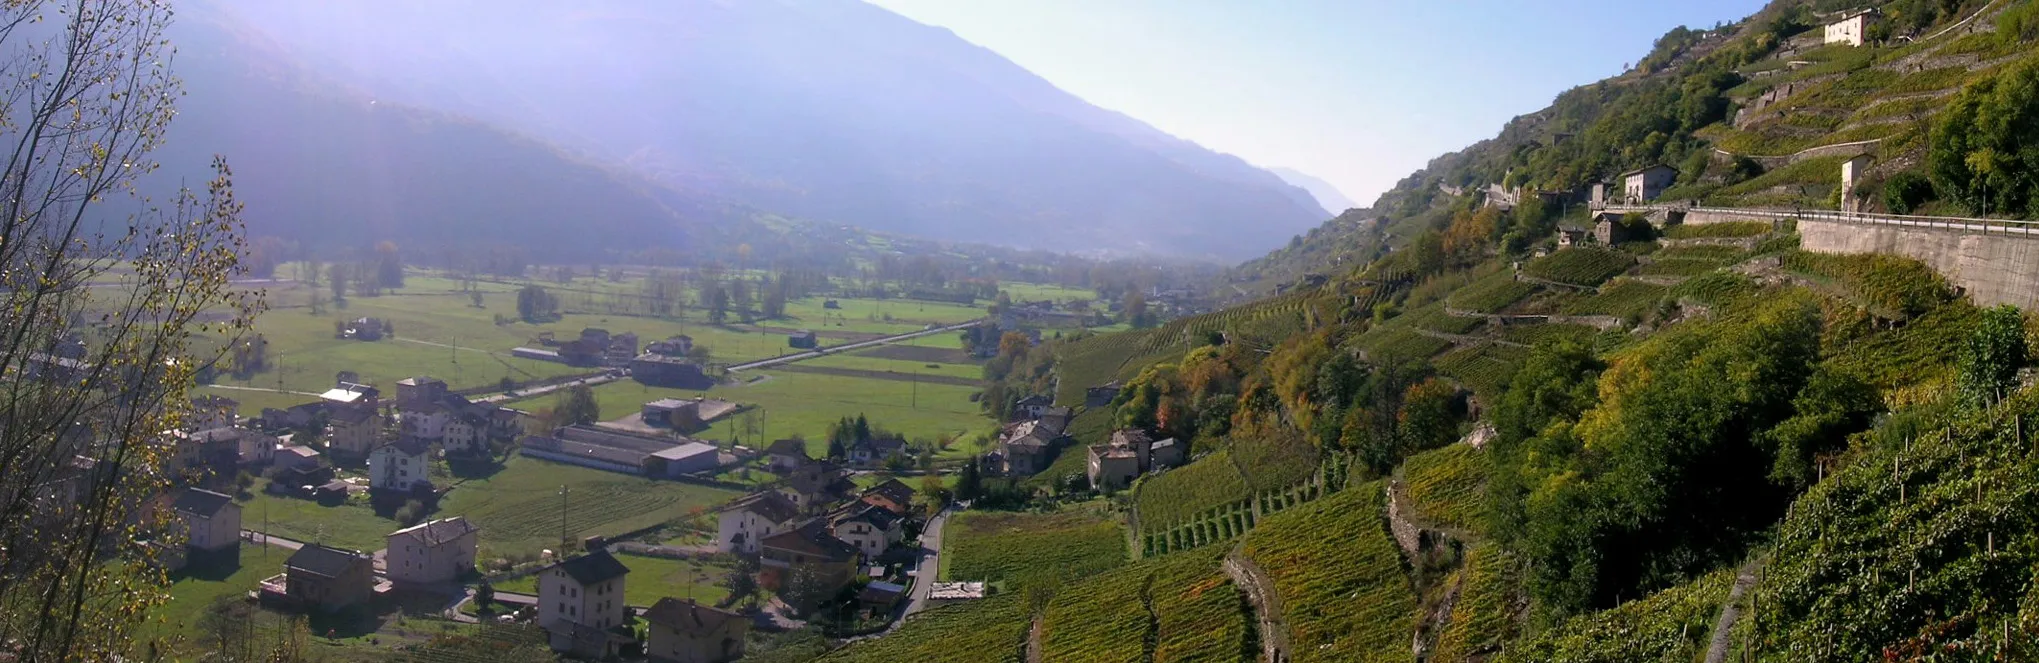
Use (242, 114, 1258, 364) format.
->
(161, 0, 1328, 260)
(1267, 167, 1356, 215)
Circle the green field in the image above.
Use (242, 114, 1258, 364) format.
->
(492, 552, 733, 608)
(1431, 544, 1523, 662)
(143, 547, 291, 642)
(518, 368, 994, 460)
(1239, 482, 1415, 663)
(1496, 568, 1731, 662)
(1400, 445, 1488, 534)
(239, 455, 739, 559)
(942, 509, 1127, 590)
(1135, 448, 1249, 531)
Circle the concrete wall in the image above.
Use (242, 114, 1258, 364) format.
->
(1800, 219, 2039, 309)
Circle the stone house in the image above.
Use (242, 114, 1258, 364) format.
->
(1621, 165, 1677, 205)
(759, 521, 860, 605)
(644, 597, 748, 663)
(1150, 438, 1185, 470)
(858, 479, 916, 516)
(715, 492, 801, 554)
(998, 420, 1061, 476)
(1086, 444, 1141, 489)
(385, 517, 478, 588)
(282, 544, 374, 612)
(764, 439, 810, 472)
(846, 436, 907, 467)
(326, 407, 382, 458)
(776, 466, 856, 512)
(539, 550, 633, 658)
(1824, 9, 1880, 47)
(1085, 381, 1123, 407)
(1011, 394, 1052, 421)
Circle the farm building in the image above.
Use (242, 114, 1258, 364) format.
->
(632, 353, 713, 389)
(520, 425, 721, 478)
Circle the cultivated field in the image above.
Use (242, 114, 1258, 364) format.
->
(942, 509, 1127, 590)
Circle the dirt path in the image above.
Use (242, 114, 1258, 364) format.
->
(1223, 549, 1292, 663)
(1025, 614, 1045, 663)
(1703, 557, 1767, 663)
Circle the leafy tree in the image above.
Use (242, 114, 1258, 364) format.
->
(1882, 171, 1935, 214)
(516, 285, 557, 322)
(1492, 340, 1604, 445)
(1928, 56, 2039, 217)
(705, 282, 730, 324)
(555, 384, 601, 427)
(374, 240, 404, 288)
(1124, 291, 1151, 328)
(1397, 378, 1462, 452)
(1958, 305, 2030, 406)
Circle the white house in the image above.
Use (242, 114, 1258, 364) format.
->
(385, 517, 478, 587)
(539, 550, 632, 658)
(442, 414, 481, 455)
(399, 403, 450, 441)
(171, 487, 241, 554)
(368, 438, 431, 493)
(828, 504, 902, 559)
(715, 492, 801, 554)
(1825, 10, 1881, 47)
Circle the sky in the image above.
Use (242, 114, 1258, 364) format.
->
(866, 0, 1772, 209)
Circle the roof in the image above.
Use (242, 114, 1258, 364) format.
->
(720, 491, 802, 524)
(1618, 164, 1678, 178)
(330, 407, 377, 425)
(783, 468, 852, 497)
(852, 437, 906, 454)
(286, 543, 371, 579)
(172, 488, 236, 517)
(651, 441, 719, 462)
(1014, 395, 1052, 407)
(643, 398, 693, 410)
(319, 388, 368, 404)
(280, 445, 321, 459)
(1151, 438, 1180, 451)
(396, 376, 445, 387)
(378, 437, 430, 458)
(1109, 429, 1153, 449)
(643, 597, 745, 634)
(1091, 444, 1138, 461)
(547, 549, 631, 586)
(1002, 420, 1058, 449)
(833, 503, 901, 531)
(862, 478, 916, 505)
(766, 439, 809, 458)
(389, 517, 478, 547)
(762, 521, 859, 562)
(859, 581, 906, 604)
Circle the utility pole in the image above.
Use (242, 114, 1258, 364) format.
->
(560, 485, 570, 553)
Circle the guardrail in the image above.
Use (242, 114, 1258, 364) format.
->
(1595, 204, 2039, 237)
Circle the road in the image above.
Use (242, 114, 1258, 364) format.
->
(242, 529, 307, 551)
(899, 507, 951, 620)
(726, 320, 983, 372)
(477, 372, 622, 404)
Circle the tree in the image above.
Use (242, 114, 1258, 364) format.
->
(555, 385, 601, 427)
(1958, 305, 2029, 407)
(197, 596, 257, 662)
(475, 580, 496, 612)
(0, 4, 257, 654)
(1124, 291, 1151, 328)
(955, 458, 984, 501)
(469, 290, 484, 308)
(329, 262, 351, 303)
(516, 285, 557, 322)
(1928, 57, 2039, 217)
(705, 283, 730, 324)
(374, 241, 405, 288)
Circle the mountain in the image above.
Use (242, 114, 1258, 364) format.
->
(195, 0, 1326, 260)
(149, 10, 745, 261)
(1267, 167, 1353, 215)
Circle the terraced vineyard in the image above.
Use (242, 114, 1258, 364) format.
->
(1054, 292, 1313, 405)
(1639, 245, 1747, 277)
(819, 593, 1030, 663)
(1447, 270, 1539, 313)
(1400, 302, 1484, 335)
(1136, 448, 1251, 531)
(1661, 221, 1769, 239)
(944, 510, 1127, 588)
(1524, 247, 1633, 287)
(1561, 279, 1667, 320)
(1239, 482, 1416, 663)
(1495, 568, 1732, 663)
(1432, 344, 1527, 406)
(1497, 323, 1599, 348)
(1430, 545, 1524, 662)
(1039, 548, 1251, 663)
(1354, 327, 1453, 362)
(1400, 444, 1488, 534)
(1782, 250, 1953, 319)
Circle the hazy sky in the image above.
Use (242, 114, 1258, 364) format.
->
(866, 0, 1769, 208)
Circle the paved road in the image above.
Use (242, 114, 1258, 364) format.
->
(899, 507, 952, 620)
(727, 320, 983, 372)
(477, 373, 622, 404)
(242, 529, 307, 551)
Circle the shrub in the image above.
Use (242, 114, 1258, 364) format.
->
(1881, 171, 1934, 214)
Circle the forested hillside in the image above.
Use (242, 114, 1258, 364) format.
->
(801, 1, 2039, 661)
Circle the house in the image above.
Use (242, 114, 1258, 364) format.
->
(764, 439, 810, 472)
(538, 550, 632, 658)
(787, 330, 818, 349)
(1557, 224, 1591, 247)
(632, 353, 713, 389)
(858, 581, 906, 617)
(1011, 395, 1052, 421)
(326, 405, 382, 459)
(607, 332, 640, 365)
(646, 335, 694, 357)
(759, 521, 860, 604)
(644, 597, 748, 663)
(340, 317, 384, 341)
(829, 503, 903, 558)
(1086, 444, 1140, 489)
(1825, 9, 1881, 47)
(1150, 438, 1185, 470)
(997, 420, 1061, 476)
(1620, 165, 1677, 205)
(399, 402, 450, 442)
(189, 395, 239, 432)
(1039, 406, 1075, 433)
(1109, 429, 1154, 471)
(368, 437, 432, 493)
(1085, 381, 1123, 408)
(846, 436, 907, 467)
(274, 445, 322, 472)
(282, 544, 374, 611)
(171, 488, 241, 557)
(715, 492, 802, 554)
(394, 376, 450, 411)
(858, 478, 916, 516)
(1842, 154, 1874, 212)
(385, 517, 479, 588)
(441, 412, 487, 457)
(776, 466, 856, 511)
